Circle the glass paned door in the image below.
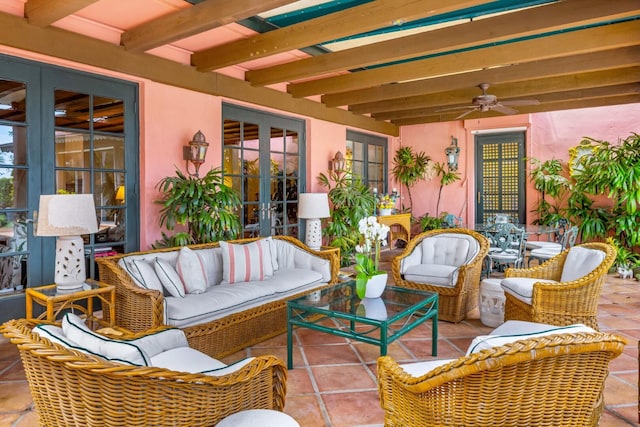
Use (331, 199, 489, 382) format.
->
(475, 132, 526, 224)
(222, 104, 305, 239)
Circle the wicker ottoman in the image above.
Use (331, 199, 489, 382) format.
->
(215, 409, 300, 427)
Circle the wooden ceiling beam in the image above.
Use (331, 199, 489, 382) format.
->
(191, 0, 493, 72)
(25, 0, 99, 27)
(358, 66, 640, 115)
(288, 20, 640, 98)
(375, 83, 640, 121)
(393, 94, 640, 126)
(121, 0, 293, 52)
(0, 11, 398, 136)
(324, 46, 640, 107)
(247, 0, 640, 86)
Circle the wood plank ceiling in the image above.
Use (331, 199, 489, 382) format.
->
(1, 0, 639, 136)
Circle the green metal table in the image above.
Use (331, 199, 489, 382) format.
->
(286, 280, 438, 369)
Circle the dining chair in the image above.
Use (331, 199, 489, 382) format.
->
(482, 222, 526, 277)
(527, 225, 578, 266)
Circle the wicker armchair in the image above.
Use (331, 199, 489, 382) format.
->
(392, 229, 490, 322)
(377, 331, 626, 427)
(502, 242, 616, 329)
(1, 318, 288, 427)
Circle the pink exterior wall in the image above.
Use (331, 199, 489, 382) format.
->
(399, 104, 640, 228)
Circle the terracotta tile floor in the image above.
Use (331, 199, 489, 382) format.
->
(1, 250, 638, 426)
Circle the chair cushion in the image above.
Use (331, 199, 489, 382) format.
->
(526, 241, 562, 251)
(530, 247, 561, 258)
(176, 246, 208, 294)
(195, 247, 224, 287)
(399, 359, 456, 377)
(62, 313, 150, 366)
(220, 239, 274, 284)
(150, 346, 226, 372)
(500, 277, 558, 303)
(560, 246, 606, 282)
(154, 258, 186, 297)
(466, 321, 596, 355)
(419, 234, 478, 267)
(403, 264, 458, 287)
(260, 268, 324, 293)
(129, 259, 164, 292)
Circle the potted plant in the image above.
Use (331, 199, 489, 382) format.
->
(433, 162, 461, 216)
(354, 216, 390, 299)
(391, 146, 435, 212)
(154, 168, 242, 248)
(527, 158, 570, 225)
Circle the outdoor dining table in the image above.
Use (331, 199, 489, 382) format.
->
(474, 223, 559, 240)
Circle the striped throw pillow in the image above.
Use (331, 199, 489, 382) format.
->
(220, 239, 273, 284)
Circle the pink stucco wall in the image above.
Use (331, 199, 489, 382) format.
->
(399, 104, 640, 228)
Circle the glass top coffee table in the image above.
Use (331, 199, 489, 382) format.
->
(286, 280, 438, 369)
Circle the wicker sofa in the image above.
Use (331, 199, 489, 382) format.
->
(97, 236, 339, 358)
(1, 317, 288, 427)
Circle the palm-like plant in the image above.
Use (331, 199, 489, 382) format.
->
(155, 168, 242, 247)
(391, 147, 434, 212)
(434, 162, 461, 216)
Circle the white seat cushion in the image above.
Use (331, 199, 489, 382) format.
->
(150, 346, 226, 372)
(560, 246, 606, 282)
(215, 409, 300, 427)
(403, 264, 458, 287)
(526, 241, 561, 251)
(466, 321, 595, 355)
(399, 359, 456, 377)
(500, 277, 558, 304)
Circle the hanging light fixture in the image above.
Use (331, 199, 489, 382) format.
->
(183, 130, 209, 177)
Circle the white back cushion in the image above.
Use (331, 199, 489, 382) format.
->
(195, 247, 224, 287)
(220, 239, 274, 284)
(560, 246, 606, 282)
(155, 258, 186, 297)
(420, 234, 479, 267)
(176, 246, 208, 294)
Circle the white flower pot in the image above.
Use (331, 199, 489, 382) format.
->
(378, 208, 393, 216)
(364, 272, 388, 298)
(358, 297, 388, 320)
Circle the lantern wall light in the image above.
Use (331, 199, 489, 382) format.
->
(183, 130, 209, 177)
(445, 136, 460, 171)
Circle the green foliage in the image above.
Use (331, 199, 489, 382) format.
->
(391, 146, 433, 212)
(527, 158, 570, 225)
(434, 162, 461, 216)
(154, 168, 242, 248)
(318, 168, 376, 267)
(0, 177, 13, 209)
(419, 213, 445, 232)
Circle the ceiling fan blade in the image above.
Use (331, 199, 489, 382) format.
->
(492, 105, 519, 115)
(501, 99, 540, 106)
(436, 105, 476, 112)
(455, 108, 478, 119)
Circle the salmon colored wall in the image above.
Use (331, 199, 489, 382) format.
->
(399, 104, 640, 229)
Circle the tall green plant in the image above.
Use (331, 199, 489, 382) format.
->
(155, 168, 242, 247)
(528, 158, 570, 225)
(569, 133, 640, 248)
(433, 162, 461, 216)
(391, 146, 433, 212)
(318, 167, 376, 267)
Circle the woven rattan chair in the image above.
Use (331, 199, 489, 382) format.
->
(377, 331, 626, 427)
(1, 318, 288, 427)
(392, 229, 489, 322)
(502, 242, 616, 329)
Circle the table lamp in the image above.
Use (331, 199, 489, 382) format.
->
(298, 193, 330, 250)
(36, 194, 99, 290)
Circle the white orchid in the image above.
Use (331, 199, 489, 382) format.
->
(354, 216, 390, 298)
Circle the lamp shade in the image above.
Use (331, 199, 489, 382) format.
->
(36, 194, 99, 237)
(115, 185, 125, 202)
(298, 193, 330, 219)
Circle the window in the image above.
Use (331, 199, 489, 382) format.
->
(346, 130, 388, 191)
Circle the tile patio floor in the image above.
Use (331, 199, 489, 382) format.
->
(0, 249, 638, 426)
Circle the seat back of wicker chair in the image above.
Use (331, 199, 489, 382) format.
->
(377, 331, 626, 427)
(0, 319, 288, 427)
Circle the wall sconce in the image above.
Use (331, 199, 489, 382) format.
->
(330, 151, 346, 171)
(445, 136, 460, 171)
(183, 130, 209, 177)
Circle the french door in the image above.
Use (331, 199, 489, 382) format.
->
(222, 104, 306, 239)
(0, 54, 138, 322)
(475, 132, 526, 224)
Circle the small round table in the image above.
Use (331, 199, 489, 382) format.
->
(479, 278, 506, 327)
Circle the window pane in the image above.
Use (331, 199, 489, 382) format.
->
(94, 135, 124, 169)
(0, 80, 26, 123)
(93, 96, 124, 133)
(0, 124, 27, 166)
(0, 169, 27, 209)
(55, 90, 91, 129)
(55, 131, 90, 168)
(285, 130, 299, 154)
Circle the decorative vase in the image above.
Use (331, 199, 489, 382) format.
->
(358, 297, 388, 320)
(364, 272, 388, 298)
(378, 208, 393, 216)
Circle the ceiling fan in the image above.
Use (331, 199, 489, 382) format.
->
(437, 83, 540, 119)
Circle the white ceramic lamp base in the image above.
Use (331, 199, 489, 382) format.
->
(54, 235, 87, 290)
(304, 218, 322, 250)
